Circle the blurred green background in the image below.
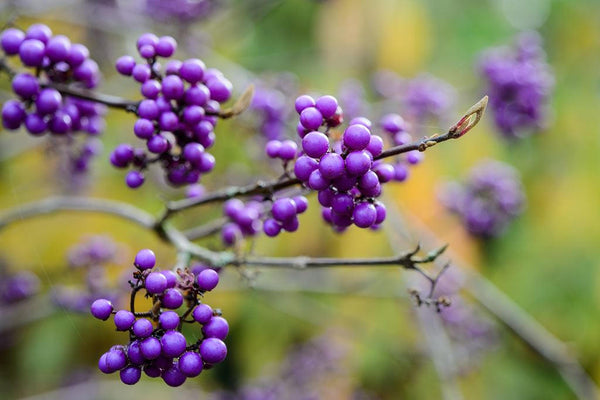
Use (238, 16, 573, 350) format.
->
(1, 0, 600, 399)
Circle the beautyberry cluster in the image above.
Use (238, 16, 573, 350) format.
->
(293, 95, 389, 231)
(91, 249, 228, 386)
(0, 267, 40, 304)
(1, 24, 105, 136)
(110, 33, 232, 188)
(439, 160, 525, 238)
(251, 83, 292, 140)
(52, 235, 122, 312)
(479, 32, 554, 139)
(379, 113, 422, 182)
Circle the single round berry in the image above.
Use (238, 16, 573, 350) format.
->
(343, 124, 371, 150)
(45, 35, 71, 62)
(120, 366, 142, 385)
(132, 63, 151, 83)
(135, 249, 155, 270)
(162, 288, 184, 309)
(137, 99, 159, 120)
(292, 196, 309, 213)
(1, 28, 25, 55)
(137, 33, 159, 49)
(272, 198, 297, 222)
(265, 140, 282, 158)
(159, 311, 180, 330)
(380, 113, 406, 134)
(127, 341, 145, 365)
(12, 73, 39, 99)
(202, 316, 229, 340)
(160, 331, 187, 358)
(106, 349, 127, 372)
(144, 365, 162, 378)
(366, 135, 384, 157)
(192, 304, 213, 324)
(319, 152, 345, 179)
(374, 202, 387, 224)
(114, 310, 135, 331)
(67, 43, 89, 67)
(302, 131, 329, 158)
(156, 36, 177, 57)
(35, 88, 62, 115)
(178, 351, 203, 377)
(294, 95, 315, 114)
(263, 218, 282, 237)
(206, 76, 232, 102)
(146, 271, 168, 294)
(308, 169, 330, 191)
(197, 269, 219, 291)
(126, 171, 145, 188)
(294, 155, 318, 181)
(2, 100, 26, 129)
(25, 24, 52, 43)
(199, 338, 227, 364)
(331, 193, 354, 214)
(132, 318, 154, 338)
(19, 39, 45, 67)
(162, 364, 187, 387)
(278, 140, 298, 160)
(180, 58, 205, 84)
(161, 270, 178, 288)
(353, 202, 377, 228)
(98, 353, 112, 374)
(281, 216, 299, 232)
(315, 95, 338, 119)
(162, 75, 185, 100)
(299, 107, 323, 130)
(140, 337, 162, 360)
(345, 150, 372, 176)
(90, 299, 113, 320)
(134, 118, 155, 139)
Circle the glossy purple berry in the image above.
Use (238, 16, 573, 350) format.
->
(19, 39, 45, 67)
(178, 352, 203, 377)
(202, 316, 229, 340)
(133, 318, 154, 338)
(294, 95, 315, 113)
(263, 218, 282, 237)
(127, 341, 145, 365)
(315, 95, 338, 119)
(294, 155, 318, 181)
(126, 171, 145, 188)
(159, 311, 180, 330)
(162, 288, 184, 309)
(146, 272, 168, 294)
(90, 299, 113, 320)
(343, 124, 371, 150)
(114, 310, 135, 331)
(140, 337, 162, 360)
(193, 304, 213, 324)
(199, 338, 227, 364)
(302, 131, 329, 158)
(180, 58, 205, 84)
(115, 55, 136, 75)
(106, 349, 127, 372)
(345, 150, 372, 176)
(160, 331, 187, 358)
(135, 249, 155, 270)
(1, 28, 25, 55)
(197, 269, 219, 291)
(35, 88, 61, 115)
(299, 107, 323, 130)
(319, 152, 345, 179)
(45, 35, 71, 62)
(12, 73, 39, 99)
(162, 364, 187, 387)
(120, 366, 141, 385)
(353, 202, 377, 228)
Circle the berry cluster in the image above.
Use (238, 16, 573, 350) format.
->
(52, 235, 122, 313)
(110, 33, 232, 188)
(439, 160, 525, 238)
(0, 24, 105, 136)
(479, 32, 553, 139)
(251, 84, 292, 141)
(145, 0, 220, 23)
(91, 249, 228, 386)
(0, 269, 40, 304)
(292, 95, 389, 231)
(221, 199, 263, 246)
(379, 113, 422, 182)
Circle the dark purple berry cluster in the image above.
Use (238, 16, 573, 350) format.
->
(91, 249, 228, 386)
(110, 33, 232, 188)
(479, 32, 553, 139)
(439, 160, 525, 238)
(0, 24, 105, 136)
(292, 95, 390, 231)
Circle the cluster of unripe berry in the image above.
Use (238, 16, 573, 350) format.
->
(109, 33, 232, 188)
(90, 249, 227, 386)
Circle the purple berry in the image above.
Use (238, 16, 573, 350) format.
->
(199, 338, 227, 364)
(299, 107, 323, 130)
(302, 131, 329, 158)
(126, 171, 145, 188)
(294, 95, 315, 113)
(1, 28, 25, 55)
(132, 318, 154, 338)
(90, 299, 113, 320)
(159, 311, 180, 330)
(180, 58, 205, 84)
(353, 202, 377, 228)
(12, 73, 39, 99)
(308, 169, 330, 191)
(146, 272, 168, 294)
(19, 39, 45, 67)
(106, 349, 127, 372)
(135, 249, 156, 270)
(192, 303, 213, 324)
(160, 331, 187, 358)
(202, 316, 229, 340)
(345, 150, 372, 176)
(197, 269, 219, 291)
(162, 364, 187, 387)
(178, 352, 203, 377)
(35, 88, 62, 115)
(294, 155, 318, 181)
(315, 95, 338, 119)
(120, 366, 141, 385)
(319, 152, 345, 179)
(162, 288, 184, 309)
(271, 198, 297, 222)
(45, 35, 71, 62)
(140, 337, 162, 360)
(25, 24, 52, 44)
(155, 36, 177, 57)
(277, 140, 298, 160)
(343, 124, 371, 150)
(114, 310, 135, 331)
(127, 341, 145, 365)
(292, 196, 308, 213)
(263, 218, 282, 237)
